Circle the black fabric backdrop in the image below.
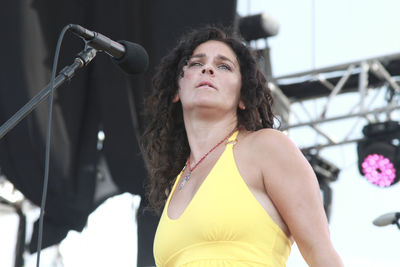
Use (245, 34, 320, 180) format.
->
(0, 0, 237, 265)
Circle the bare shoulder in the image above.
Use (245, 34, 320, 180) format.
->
(241, 129, 312, 180)
(243, 128, 300, 156)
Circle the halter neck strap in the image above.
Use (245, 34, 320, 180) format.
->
(226, 130, 239, 146)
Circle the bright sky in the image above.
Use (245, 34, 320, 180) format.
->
(1, 1, 400, 267)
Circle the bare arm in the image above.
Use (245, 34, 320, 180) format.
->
(254, 129, 343, 266)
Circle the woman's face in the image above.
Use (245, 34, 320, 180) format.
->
(176, 40, 243, 114)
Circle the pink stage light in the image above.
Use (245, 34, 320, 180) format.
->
(361, 153, 397, 187)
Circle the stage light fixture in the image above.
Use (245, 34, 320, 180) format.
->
(357, 121, 400, 187)
(237, 12, 279, 41)
(304, 152, 340, 221)
(304, 153, 340, 182)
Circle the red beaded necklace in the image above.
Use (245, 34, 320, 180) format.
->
(178, 128, 237, 190)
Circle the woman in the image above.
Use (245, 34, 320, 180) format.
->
(141, 26, 343, 267)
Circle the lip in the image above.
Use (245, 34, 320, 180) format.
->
(196, 81, 216, 89)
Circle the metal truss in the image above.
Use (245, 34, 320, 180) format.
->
(269, 52, 400, 152)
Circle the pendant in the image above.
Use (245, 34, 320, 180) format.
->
(178, 171, 191, 190)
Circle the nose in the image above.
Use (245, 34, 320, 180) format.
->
(201, 65, 214, 75)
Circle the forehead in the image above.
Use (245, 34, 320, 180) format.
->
(191, 40, 238, 63)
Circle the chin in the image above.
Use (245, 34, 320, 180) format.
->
(192, 95, 217, 106)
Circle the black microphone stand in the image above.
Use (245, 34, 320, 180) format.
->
(0, 47, 97, 140)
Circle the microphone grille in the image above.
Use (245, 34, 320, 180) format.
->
(113, 40, 149, 75)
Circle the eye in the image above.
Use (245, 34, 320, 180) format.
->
(188, 61, 203, 68)
(218, 64, 232, 71)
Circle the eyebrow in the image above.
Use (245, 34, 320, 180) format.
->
(190, 53, 237, 67)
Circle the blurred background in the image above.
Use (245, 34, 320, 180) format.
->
(1, 0, 399, 266)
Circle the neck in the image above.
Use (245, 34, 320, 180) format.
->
(183, 113, 238, 164)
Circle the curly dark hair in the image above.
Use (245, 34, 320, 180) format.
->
(141, 25, 276, 213)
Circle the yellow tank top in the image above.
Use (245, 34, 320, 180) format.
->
(153, 131, 292, 266)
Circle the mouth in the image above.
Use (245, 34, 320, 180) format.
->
(197, 81, 216, 90)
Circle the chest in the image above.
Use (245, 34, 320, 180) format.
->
(160, 158, 269, 242)
(167, 144, 263, 220)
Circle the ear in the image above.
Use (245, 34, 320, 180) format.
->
(238, 100, 245, 110)
(172, 93, 180, 103)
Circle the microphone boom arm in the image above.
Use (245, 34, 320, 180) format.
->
(0, 47, 97, 140)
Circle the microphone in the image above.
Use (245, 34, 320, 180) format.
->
(69, 24, 149, 74)
(373, 212, 400, 226)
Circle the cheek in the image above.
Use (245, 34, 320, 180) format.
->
(177, 75, 191, 100)
(178, 78, 183, 89)
(178, 70, 194, 89)
(229, 77, 242, 97)
(178, 75, 187, 91)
